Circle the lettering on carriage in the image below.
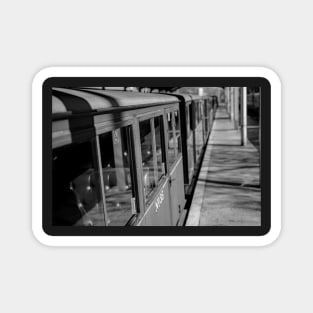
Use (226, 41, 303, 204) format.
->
(155, 189, 165, 213)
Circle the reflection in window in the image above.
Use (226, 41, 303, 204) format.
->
(195, 102, 203, 158)
(167, 112, 176, 168)
(140, 119, 155, 199)
(187, 105, 194, 179)
(174, 110, 182, 154)
(52, 141, 105, 226)
(195, 103, 199, 125)
(154, 116, 165, 181)
(99, 127, 135, 226)
(167, 110, 182, 169)
(197, 102, 201, 124)
(140, 116, 165, 201)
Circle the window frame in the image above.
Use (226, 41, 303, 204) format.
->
(203, 98, 210, 139)
(96, 119, 140, 226)
(173, 109, 182, 156)
(165, 107, 183, 171)
(194, 99, 204, 161)
(137, 109, 168, 206)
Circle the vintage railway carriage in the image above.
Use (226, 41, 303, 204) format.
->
(175, 93, 217, 196)
(52, 88, 217, 227)
(52, 88, 188, 227)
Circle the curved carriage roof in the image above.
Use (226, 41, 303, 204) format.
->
(169, 93, 192, 102)
(52, 88, 180, 116)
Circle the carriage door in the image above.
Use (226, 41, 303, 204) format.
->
(139, 115, 172, 226)
(97, 124, 139, 226)
(166, 110, 186, 225)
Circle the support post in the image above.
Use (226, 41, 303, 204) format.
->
(241, 87, 247, 146)
(224, 87, 228, 113)
(225, 87, 228, 113)
(230, 87, 235, 121)
(228, 87, 231, 115)
(234, 87, 239, 129)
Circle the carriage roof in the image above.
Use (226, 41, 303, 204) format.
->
(52, 88, 180, 117)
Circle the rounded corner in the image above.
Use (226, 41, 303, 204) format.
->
(257, 66, 282, 89)
(32, 67, 59, 91)
(32, 224, 55, 247)
(259, 224, 281, 247)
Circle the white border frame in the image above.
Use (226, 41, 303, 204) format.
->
(32, 67, 281, 247)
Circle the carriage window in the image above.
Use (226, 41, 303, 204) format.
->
(195, 102, 204, 158)
(52, 141, 105, 226)
(195, 102, 199, 124)
(140, 119, 155, 199)
(167, 110, 182, 169)
(140, 116, 165, 201)
(197, 102, 202, 123)
(174, 110, 182, 154)
(187, 104, 195, 180)
(167, 112, 175, 168)
(154, 116, 165, 180)
(99, 126, 136, 226)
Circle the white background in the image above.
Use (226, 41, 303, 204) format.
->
(0, 1, 311, 312)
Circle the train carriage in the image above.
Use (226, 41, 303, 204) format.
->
(52, 88, 217, 227)
(174, 93, 217, 196)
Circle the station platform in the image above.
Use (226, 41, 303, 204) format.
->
(186, 105, 261, 226)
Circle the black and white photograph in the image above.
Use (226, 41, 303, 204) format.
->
(50, 85, 262, 229)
